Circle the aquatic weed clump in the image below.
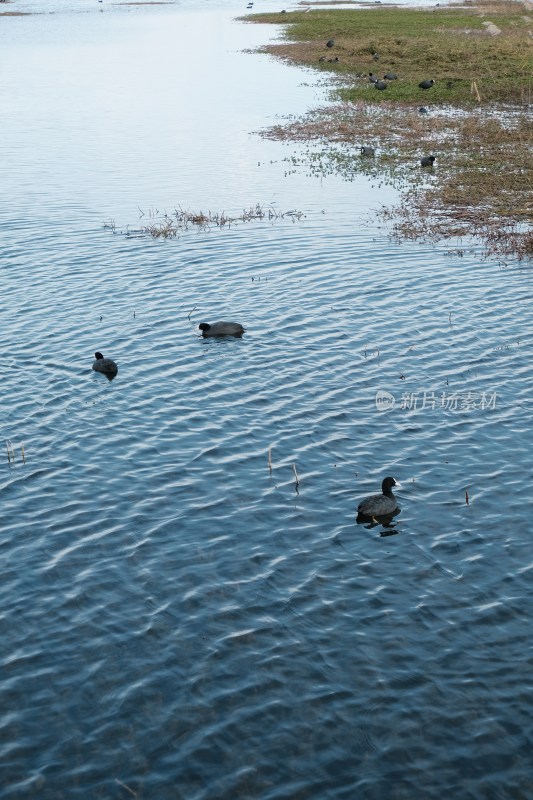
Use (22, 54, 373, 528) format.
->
(105, 204, 305, 239)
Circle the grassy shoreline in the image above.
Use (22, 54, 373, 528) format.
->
(244, 1, 532, 258)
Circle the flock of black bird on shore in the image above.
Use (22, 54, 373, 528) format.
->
(321, 39, 438, 169)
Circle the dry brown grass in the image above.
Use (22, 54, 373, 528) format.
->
(247, 3, 532, 258)
(261, 102, 532, 258)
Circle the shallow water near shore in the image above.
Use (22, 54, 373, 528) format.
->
(1, 2, 533, 799)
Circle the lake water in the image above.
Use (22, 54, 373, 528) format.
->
(1, 1, 532, 798)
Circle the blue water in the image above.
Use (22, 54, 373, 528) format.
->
(1, 2, 532, 799)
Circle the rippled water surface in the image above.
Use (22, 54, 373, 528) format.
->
(1, 2, 532, 799)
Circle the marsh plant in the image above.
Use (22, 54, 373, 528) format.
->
(138, 204, 304, 239)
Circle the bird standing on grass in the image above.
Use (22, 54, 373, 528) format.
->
(420, 155, 436, 167)
(419, 79, 435, 90)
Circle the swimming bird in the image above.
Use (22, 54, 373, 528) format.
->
(360, 145, 375, 156)
(374, 80, 388, 90)
(357, 477, 399, 516)
(420, 154, 436, 167)
(383, 72, 398, 80)
(199, 321, 245, 337)
(326, 38, 335, 48)
(92, 351, 118, 378)
(418, 79, 435, 90)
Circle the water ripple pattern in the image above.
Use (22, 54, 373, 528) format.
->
(1, 4, 532, 800)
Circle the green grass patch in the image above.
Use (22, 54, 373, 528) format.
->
(244, 2, 533, 258)
(247, 3, 532, 104)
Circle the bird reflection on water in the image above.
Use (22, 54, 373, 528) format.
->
(356, 507, 402, 536)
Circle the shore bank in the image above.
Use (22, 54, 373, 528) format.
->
(245, 1, 532, 258)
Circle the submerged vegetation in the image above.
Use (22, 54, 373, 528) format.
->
(246, 1, 533, 258)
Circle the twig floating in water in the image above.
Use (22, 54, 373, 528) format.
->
(293, 464, 300, 489)
(6, 440, 26, 465)
(115, 779, 138, 798)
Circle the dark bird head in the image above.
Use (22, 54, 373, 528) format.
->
(382, 477, 397, 494)
(198, 323, 211, 332)
(94, 352, 104, 360)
